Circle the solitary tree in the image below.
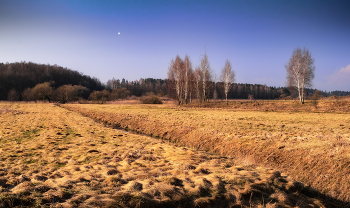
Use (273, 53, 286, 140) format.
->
(220, 59, 235, 104)
(285, 48, 315, 104)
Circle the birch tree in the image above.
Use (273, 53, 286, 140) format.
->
(168, 55, 184, 104)
(285, 48, 315, 104)
(220, 59, 235, 105)
(200, 52, 212, 102)
(183, 55, 192, 104)
(188, 70, 195, 103)
(194, 67, 202, 103)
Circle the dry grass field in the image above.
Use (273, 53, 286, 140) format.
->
(0, 102, 336, 207)
(62, 100, 350, 205)
(185, 98, 350, 113)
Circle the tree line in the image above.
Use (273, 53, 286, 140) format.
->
(1, 60, 349, 103)
(106, 76, 289, 101)
(166, 48, 349, 105)
(106, 78, 168, 97)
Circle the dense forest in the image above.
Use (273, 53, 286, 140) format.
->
(1, 62, 349, 102)
(0, 62, 104, 100)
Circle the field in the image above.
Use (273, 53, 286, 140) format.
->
(62, 100, 350, 204)
(188, 98, 350, 113)
(0, 102, 348, 207)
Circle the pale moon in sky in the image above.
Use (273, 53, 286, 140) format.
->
(118, 32, 120, 35)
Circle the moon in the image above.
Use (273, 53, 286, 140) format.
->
(118, 32, 120, 35)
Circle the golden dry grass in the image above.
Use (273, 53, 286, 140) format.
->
(63, 102, 350, 204)
(0, 102, 335, 207)
(187, 99, 350, 113)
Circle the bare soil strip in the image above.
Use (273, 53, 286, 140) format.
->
(62, 103, 350, 205)
(0, 103, 338, 207)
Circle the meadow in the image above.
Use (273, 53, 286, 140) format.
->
(63, 100, 350, 204)
(0, 101, 347, 207)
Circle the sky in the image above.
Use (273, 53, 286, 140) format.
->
(1, 0, 349, 91)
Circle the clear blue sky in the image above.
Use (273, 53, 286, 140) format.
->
(1, 0, 349, 91)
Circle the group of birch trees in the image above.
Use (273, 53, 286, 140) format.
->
(167, 55, 195, 104)
(168, 53, 235, 105)
(168, 47, 316, 105)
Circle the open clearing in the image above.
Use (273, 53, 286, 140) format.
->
(62, 101, 350, 205)
(0, 103, 340, 207)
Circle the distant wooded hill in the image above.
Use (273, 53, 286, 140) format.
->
(0, 62, 104, 100)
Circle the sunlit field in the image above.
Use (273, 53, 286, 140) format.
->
(0, 102, 341, 207)
(63, 100, 350, 204)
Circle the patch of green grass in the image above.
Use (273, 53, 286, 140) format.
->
(23, 159, 38, 164)
(61, 127, 75, 143)
(57, 163, 66, 168)
(0, 193, 16, 207)
(22, 128, 41, 140)
(236, 178, 247, 186)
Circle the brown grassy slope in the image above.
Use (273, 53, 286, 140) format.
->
(0, 103, 330, 207)
(63, 103, 350, 203)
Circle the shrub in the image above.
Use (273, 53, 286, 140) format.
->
(89, 90, 110, 104)
(22, 88, 33, 101)
(110, 88, 130, 100)
(31, 82, 54, 102)
(55, 85, 90, 103)
(7, 89, 19, 102)
(141, 94, 162, 104)
(309, 90, 322, 109)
